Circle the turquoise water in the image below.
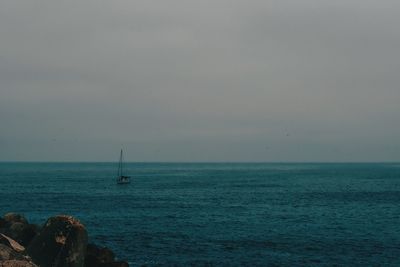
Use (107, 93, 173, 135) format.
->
(1, 163, 400, 266)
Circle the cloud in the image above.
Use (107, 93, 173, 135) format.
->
(1, 0, 400, 161)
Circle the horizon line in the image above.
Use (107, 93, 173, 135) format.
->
(0, 161, 399, 164)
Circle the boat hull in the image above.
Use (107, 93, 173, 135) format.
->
(117, 175, 130, 184)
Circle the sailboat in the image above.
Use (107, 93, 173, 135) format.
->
(116, 149, 130, 184)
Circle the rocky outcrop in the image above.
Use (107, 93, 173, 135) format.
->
(0, 213, 129, 267)
(26, 215, 88, 267)
(85, 243, 115, 266)
(0, 234, 24, 253)
(0, 260, 38, 267)
(0, 219, 6, 229)
(6, 224, 37, 248)
(98, 262, 129, 267)
(0, 243, 37, 267)
(0, 214, 39, 247)
(3, 214, 28, 226)
(0, 244, 24, 261)
(84, 243, 129, 267)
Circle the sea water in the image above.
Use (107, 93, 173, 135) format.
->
(0, 163, 399, 266)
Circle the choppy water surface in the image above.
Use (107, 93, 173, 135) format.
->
(1, 163, 400, 266)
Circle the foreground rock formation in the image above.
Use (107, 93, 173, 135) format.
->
(26, 215, 88, 267)
(1, 214, 38, 247)
(0, 213, 129, 267)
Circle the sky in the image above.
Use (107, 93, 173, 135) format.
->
(0, 0, 399, 162)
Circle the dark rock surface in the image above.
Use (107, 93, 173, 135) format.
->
(6, 224, 37, 247)
(26, 215, 88, 267)
(0, 260, 38, 267)
(0, 243, 37, 267)
(0, 244, 24, 261)
(0, 214, 39, 247)
(3, 214, 28, 226)
(85, 243, 115, 266)
(0, 234, 24, 253)
(0, 213, 129, 267)
(99, 262, 129, 267)
(84, 243, 129, 266)
(0, 219, 6, 229)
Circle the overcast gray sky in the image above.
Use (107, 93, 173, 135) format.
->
(1, 0, 399, 162)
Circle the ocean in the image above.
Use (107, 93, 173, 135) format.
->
(0, 162, 399, 266)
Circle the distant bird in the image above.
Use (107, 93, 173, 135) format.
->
(284, 129, 290, 136)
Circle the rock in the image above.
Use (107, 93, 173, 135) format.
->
(0, 260, 38, 267)
(22, 224, 38, 247)
(3, 214, 28, 226)
(87, 262, 129, 267)
(1, 214, 36, 247)
(26, 215, 88, 267)
(103, 262, 129, 267)
(0, 244, 25, 261)
(6, 223, 37, 247)
(0, 234, 25, 253)
(0, 218, 6, 228)
(0, 242, 38, 267)
(84, 243, 129, 267)
(2, 213, 125, 267)
(85, 243, 115, 266)
(5, 223, 24, 242)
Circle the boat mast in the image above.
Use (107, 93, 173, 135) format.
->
(117, 149, 123, 178)
(120, 149, 123, 177)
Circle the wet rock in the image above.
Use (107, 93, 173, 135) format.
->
(85, 243, 115, 266)
(26, 215, 88, 267)
(0, 234, 25, 253)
